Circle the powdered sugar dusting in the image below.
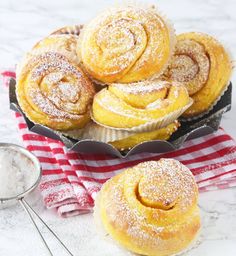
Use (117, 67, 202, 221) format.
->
(163, 38, 210, 95)
(18, 51, 95, 128)
(58, 82, 80, 103)
(29, 88, 80, 120)
(94, 82, 187, 124)
(80, 5, 174, 82)
(31, 52, 81, 81)
(138, 159, 197, 210)
(111, 80, 169, 94)
(43, 72, 64, 84)
(98, 159, 200, 252)
(146, 98, 170, 109)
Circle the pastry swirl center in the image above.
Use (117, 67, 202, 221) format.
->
(164, 39, 210, 95)
(168, 54, 199, 82)
(91, 16, 148, 77)
(41, 72, 81, 104)
(97, 19, 139, 56)
(138, 168, 179, 210)
(27, 52, 92, 117)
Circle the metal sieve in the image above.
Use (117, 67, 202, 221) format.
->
(0, 143, 74, 256)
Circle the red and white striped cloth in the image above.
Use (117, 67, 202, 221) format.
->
(1, 70, 236, 217)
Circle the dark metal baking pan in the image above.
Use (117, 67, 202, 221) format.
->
(9, 79, 232, 158)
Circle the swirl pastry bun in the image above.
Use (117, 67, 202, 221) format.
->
(92, 80, 191, 130)
(78, 5, 175, 84)
(16, 50, 95, 130)
(163, 32, 232, 118)
(94, 159, 201, 256)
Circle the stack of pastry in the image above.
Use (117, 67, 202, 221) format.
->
(16, 4, 232, 150)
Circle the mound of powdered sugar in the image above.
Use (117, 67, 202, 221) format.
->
(0, 147, 38, 199)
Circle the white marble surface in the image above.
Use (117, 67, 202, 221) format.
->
(0, 0, 236, 255)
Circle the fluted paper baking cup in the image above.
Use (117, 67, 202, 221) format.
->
(92, 98, 193, 133)
(61, 122, 135, 143)
(51, 25, 83, 36)
(61, 120, 180, 145)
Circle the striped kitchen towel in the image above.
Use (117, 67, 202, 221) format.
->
(1, 70, 236, 217)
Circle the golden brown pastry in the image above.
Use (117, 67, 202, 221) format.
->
(110, 121, 180, 150)
(16, 51, 95, 130)
(92, 80, 191, 129)
(95, 159, 201, 256)
(163, 32, 232, 118)
(16, 34, 81, 78)
(78, 5, 175, 83)
(29, 34, 80, 64)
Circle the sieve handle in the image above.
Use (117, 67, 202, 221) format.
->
(18, 198, 74, 256)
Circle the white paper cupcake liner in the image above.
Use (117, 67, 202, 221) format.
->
(61, 122, 135, 143)
(82, 122, 135, 142)
(92, 98, 193, 133)
(51, 25, 83, 36)
(58, 118, 180, 144)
